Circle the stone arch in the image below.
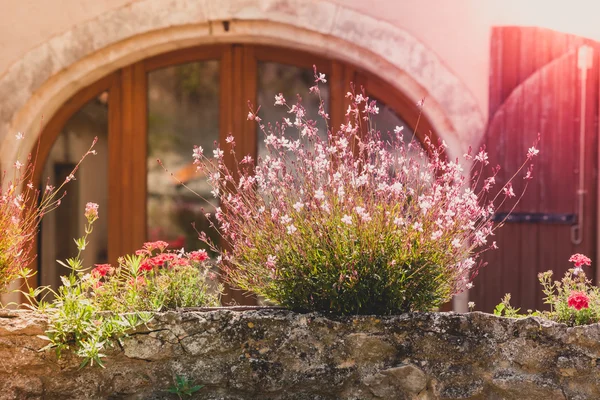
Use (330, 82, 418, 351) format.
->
(0, 0, 484, 169)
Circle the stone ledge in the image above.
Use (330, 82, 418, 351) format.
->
(1, 309, 598, 399)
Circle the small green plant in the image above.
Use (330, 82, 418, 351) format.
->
(167, 375, 204, 399)
(495, 253, 599, 326)
(23, 203, 221, 367)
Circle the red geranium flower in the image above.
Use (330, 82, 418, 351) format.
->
(139, 260, 154, 272)
(568, 291, 590, 311)
(189, 250, 209, 263)
(151, 253, 177, 268)
(569, 253, 592, 268)
(145, 240, 169, 251)
(91, 264, 114, 277)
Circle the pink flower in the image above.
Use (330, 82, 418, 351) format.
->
(141, 253, 179, 271)
(569, 253, 592, 268)
(143, 240, 169, 253)
(568, 291, 590, 311)
(91, 263, 113, 277)
(84, 202, 99, 223)
(527, 146, 539, 159)
(503, 183, 515, 198)
(139, 260, 154, 272)
(189, 250, 209, 262)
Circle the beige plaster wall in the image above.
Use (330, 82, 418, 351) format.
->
(2, 0, 600, 121)
(0, 0, 135, 73)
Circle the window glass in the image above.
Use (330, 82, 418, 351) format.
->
(40, 92, 109, 289)
(257, 62, 330, 159)
(147, 61, 220, 252)
(370, 99, 419, 155)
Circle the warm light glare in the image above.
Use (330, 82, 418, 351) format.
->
(492, 0, 600, 41)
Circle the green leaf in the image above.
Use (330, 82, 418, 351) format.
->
(493, 303, 505, 316)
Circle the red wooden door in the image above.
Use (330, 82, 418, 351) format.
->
(472, 27, 599, 312)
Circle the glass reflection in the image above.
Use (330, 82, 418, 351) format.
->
(40, 92, 109, 289)
(147, 61, 220, 252)
(257, 62, 330, 159)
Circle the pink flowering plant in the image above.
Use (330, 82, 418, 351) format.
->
(25, 204, 220, 368)
(495, 253, 600, 326)
(0, 132, 97, 293)
(193, 68, 539, 314)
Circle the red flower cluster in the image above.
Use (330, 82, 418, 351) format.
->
(137, 241, 170, 256)
(569, 253, 592, 268)
(188, 249, 209, 263)
(139, 253, 191, 271)
(567, 291, 590, 311)
(91, 263, 114, 278)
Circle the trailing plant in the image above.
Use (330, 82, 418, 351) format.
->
(0, 132, 97, 293)
(495, 253, 600, 326)
(167, 375, 204, 399)
(24, 203, 221, 367)
(192, 68, 539, 314)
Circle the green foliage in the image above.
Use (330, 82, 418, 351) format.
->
(492, 294, 536, 318)
(167, 375, 204, 399)
(23, 206, 221, 367)
(93, 255, 220, 313)
(496, 261, 600, 326)
(537, 269, 600, 326)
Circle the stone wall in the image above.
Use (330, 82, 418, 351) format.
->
(1, 309, 599, 399)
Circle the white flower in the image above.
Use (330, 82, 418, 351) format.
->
(466, 282, 474, 290)
(274, 93, 285, 105)
(412, 222, 423, 232)
(527, 147, 539, 158)
(265, 255, 277, 269)
(287, 224, 297, 235)
(394, 217, 404, 226)
(293, 202, 304, 212)
(341, 214, 353, 225)
(193, 146, 203, 159)
(14, 160, 23, 170)
(280, 214, 292, 225)
(475, 150, 489, 165)
(452, 238, 462, 248)
(468, 301, 475, 309)
(314, 188, 325, 201)
(389, 182, 403, 195)
(503, 184, 515, 198)
(213, 148, 224, 159)
(15, 132, 24, 140)
(431, 230, 443, 240)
